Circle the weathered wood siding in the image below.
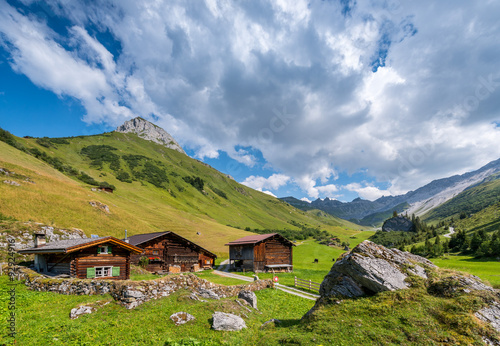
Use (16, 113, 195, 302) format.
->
(253, 243, 266, 272)
(74, 244, 130, 280)
(264, 238, 292, 266)
(44, 254, 72, 275)
(199, 253, 214, 268)
(164, 235, 200, 272)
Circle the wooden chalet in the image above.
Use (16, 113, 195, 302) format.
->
(126, 232, 217, 273)
(225, 233, 295, 272)
(18, 234, 142, 280)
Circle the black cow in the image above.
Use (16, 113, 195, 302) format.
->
(313, 258, 318, 263)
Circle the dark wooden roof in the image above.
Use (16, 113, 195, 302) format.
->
(126, 232, 169, 246)
(225, 233, 294, 246)
(18, 237, 143, 254)
(125, 231, 217, 258)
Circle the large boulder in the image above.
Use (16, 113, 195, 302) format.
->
(212, 312, 246, 331)
(319, 241, 436, 299)
(382, 216, 415, 232)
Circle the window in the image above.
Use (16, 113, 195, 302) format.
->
(86, 266, 120, 278)
(152, 250, 159, 255)
(97, 245, 112, 254)
(205, 259, 211, 264)
(95, 266, 112, 277)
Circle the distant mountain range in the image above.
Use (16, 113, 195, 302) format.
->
(281, 157, 500, 226)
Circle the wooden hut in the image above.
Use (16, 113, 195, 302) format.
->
(126, 232, 217, 273)
(18, 234, 142, 280)
(225, 233, 294, 272)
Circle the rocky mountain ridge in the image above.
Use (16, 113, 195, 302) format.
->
(115, 117, 186, 154)
(283, 157, 500, 224)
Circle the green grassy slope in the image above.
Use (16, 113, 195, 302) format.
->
(423, 174, 500, 222)
(0, 132, 364, 256)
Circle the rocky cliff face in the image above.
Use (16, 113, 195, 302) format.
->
(115, 117, 186, 155)
(382, 216, 415, 232)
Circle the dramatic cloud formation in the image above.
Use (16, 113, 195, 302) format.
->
(1, 0, 499, 200)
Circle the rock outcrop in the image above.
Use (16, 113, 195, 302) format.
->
(476, 302, 500, 333)
(115, 117, 185, 154)
(238, 290, 257, 309)
(318, 241, 435, 300)
(382, 216, 415, 232)
(212, 312, 247, 331)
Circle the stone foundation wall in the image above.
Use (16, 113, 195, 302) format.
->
(18, 267, 273, 309)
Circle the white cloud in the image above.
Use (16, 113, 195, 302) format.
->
(1, 0, 500, 198)
(343, 183, 394, 201)
(241, 174, 290, 191)
(261, 190, 277, 198)
(300, 197, 311, 203)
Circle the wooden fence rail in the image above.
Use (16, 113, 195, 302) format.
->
(294, 276, 321, 292)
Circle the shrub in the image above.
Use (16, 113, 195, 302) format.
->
(138, 256, 149, 268)
(183, 176, 204, 191)
(116, 171, 132, 183)
(80, 145, 121, 171)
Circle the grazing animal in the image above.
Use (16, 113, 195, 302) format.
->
(313, 258, 319, 263)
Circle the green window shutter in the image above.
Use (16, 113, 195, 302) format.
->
(112, 267, 120, 277)
(87, 267, 96, 278)
(108, 246, 112, 254)
(97, 247, 101, 254)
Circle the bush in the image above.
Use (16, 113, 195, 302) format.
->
(139, 256, 149, 268)
(116, 171, 132, 183)
(212, 187, 228, 199)
(183, 176, 204, 191)
(80, 145, 121, 171)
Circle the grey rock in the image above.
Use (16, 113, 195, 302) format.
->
(475, 302, 500, 333)
(319, 241, 436, 299)
(170, 312, 195, 326)
(124, 290, 145, 299)
(260, 319, 281, 329)
(212, 312, 246, 331)
(238, 290, 257, 309)
(3, 180, 20, 186)
(198, 288, 220, 300)
(115, 117, 185, 154)
(70, 305, 95, 319)
(382, 216, 415, 232)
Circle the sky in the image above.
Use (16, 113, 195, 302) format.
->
(0, 0, 499, 203)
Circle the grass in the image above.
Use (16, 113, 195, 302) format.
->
(231, 233, 374, 289)
(0, 274, 313, 345)
(432, 255, 500, 288)
(0, 133, 366, 256)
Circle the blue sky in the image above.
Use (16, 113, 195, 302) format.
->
(1, 0, 500, 202)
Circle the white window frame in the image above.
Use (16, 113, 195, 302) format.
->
(95, 266, 112, 277)
(98, 246, 108, 254)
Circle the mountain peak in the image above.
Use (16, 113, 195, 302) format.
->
(115, 117, 186, 154)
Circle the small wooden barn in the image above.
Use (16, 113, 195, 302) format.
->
(18, 234, 142, 280)
(225, 233, 294, 272)
(126, 231, 217, 273)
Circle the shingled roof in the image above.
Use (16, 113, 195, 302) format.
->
(125, 232, 169, 247)
(18, 236, 142, 254)
(125, 231, 217, 258)
(225, 233, 294, 246)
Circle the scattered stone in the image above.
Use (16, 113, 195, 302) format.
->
(382, 216, 415, 232)
(170, 312, 195, 326)
(3, 180, 20, 186)
(212, 312, 246, 331)
(235, 299, 252, 312)
(428, 275, 496, 297)
(70, 305, 96, 319)
(198, 288, 220, 300)
(89, 201, 110, 213)
(260, 319, 281, 329)
(253, 275, 259, 281)
(238, 290, 257, 309)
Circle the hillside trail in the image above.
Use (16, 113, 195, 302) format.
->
(443, 226, 455, 238)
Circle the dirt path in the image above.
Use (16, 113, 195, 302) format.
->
(443, 226, 455, 238)
(212, 270, 319, 301)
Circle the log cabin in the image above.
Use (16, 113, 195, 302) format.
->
(126, 231, 217, 273)
(225, 233, 294, 272)
(18, 234, 142, 280)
